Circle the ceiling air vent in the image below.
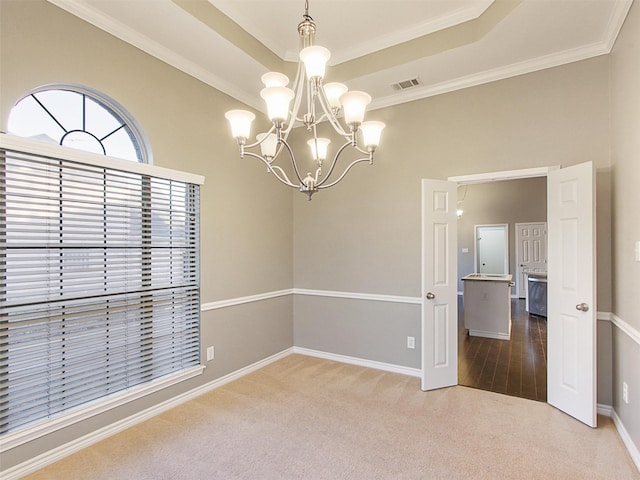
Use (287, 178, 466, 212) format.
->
(390, 78, 422, 91)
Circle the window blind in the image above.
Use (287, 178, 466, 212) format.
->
(0, 144, 201, 435)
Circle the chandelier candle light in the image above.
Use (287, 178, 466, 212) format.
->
(225, 0, 386, 200)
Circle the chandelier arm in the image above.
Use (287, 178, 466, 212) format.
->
(242, 125, 287, 164)
(312, 166, 322, 184)
(262, 141, 287, 165)
(316, 139, 352, 187)
(241, 124, 277, 150)
(306, 79, 314, 126)
(279, 137, 307, 186)
(317, 157, 371, 190)
(284, 63, 306, 136)
(354, 145, 370, 155)
(317, 85, 349, 137)
(310, 120, 319, 142)
(241, 151, 299, 188)
(271, 142, 286, 162)
(268, 165, 300, 188)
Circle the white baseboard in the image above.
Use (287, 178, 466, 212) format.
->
(468, 329, 510, 340)
(292, 347, 422, 378)
(597, 403, 613, 417)
(612, 408, 640, 472)
(1, 348, 294, 480)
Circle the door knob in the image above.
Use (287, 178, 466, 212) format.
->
(575, 303, 589, 312)
(426, 292, 435, 300)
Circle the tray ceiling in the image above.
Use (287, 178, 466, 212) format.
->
(49, 0, 633, 112)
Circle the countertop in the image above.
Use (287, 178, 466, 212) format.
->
(461, 273, 513, 283)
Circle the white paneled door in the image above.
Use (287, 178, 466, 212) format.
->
(515, 222, 547, 298)
(421, 179, 458, 391)
(547, 162, 596, 427)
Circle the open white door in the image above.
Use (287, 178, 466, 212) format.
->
(421, 179, 458, 391)
(547, 162, 596, 427)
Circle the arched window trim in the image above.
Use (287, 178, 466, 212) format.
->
(9, 83, 153, 164)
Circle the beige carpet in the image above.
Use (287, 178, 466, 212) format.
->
(23, 354, 639, 479)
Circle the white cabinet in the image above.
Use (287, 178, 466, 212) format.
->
(462, 274, 512, 340)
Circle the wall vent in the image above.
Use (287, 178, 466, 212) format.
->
(390, 78, 422, 91)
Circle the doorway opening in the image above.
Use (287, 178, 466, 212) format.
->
(423, 162, 597, 426)
(475, 224, 509, 274)
(455, 177, 548, 402)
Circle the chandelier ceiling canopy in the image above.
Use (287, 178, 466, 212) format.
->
(225, 0, 386, 200)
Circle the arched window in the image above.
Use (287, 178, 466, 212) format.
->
(7, 84, 152, 163)
(1, 84, 202, 442)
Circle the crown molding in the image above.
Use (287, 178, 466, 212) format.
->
(602, 0, 634, 51)
(369, 40, 611, 111)
(370, 0, 632, 111)
(47, 0, 633, 113)
(46, 0, 264, 111)
(284, 0, 495, 64)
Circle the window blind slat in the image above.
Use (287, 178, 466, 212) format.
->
(0, 147, 201, 435)
(1, 352, 201, 428)
(2, 338, 201, 408)
(2, 345, 201, 412)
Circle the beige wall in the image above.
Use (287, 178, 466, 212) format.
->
(610, 0, 640, 458)
(0, 0, 293, 470)
(293, 57, 611, 300)
(611, 1, 640, 330)
(293, 55, 615, 404)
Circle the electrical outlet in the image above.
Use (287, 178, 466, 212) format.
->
(407, 336, 415, 349)
(622, 382, 629, 404)
(206, 346, 215, 361)
(635, 241, 640, 262)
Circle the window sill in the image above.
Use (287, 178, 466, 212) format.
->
(0, 364, 205, 452)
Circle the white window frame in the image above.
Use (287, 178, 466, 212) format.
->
(7, 83, 153, 164)
(0, 134, 205, 452)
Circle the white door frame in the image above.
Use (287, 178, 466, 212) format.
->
(423, 165, 600, 418)
(474, 223, 509, 274)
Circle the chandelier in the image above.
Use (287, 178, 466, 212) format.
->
(224, 0, 386, 200)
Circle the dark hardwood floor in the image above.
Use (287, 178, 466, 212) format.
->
(458, 297, 547, 402)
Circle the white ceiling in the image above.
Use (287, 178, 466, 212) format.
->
(49, 0, 633, 112)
